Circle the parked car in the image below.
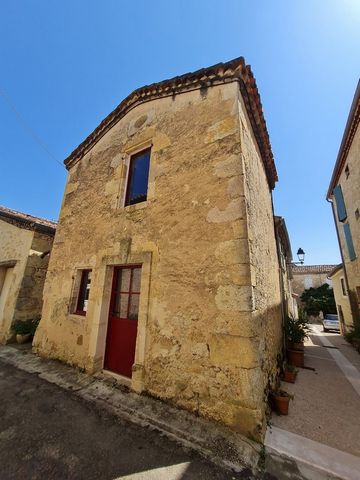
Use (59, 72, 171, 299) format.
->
(322, 314, 340, 333)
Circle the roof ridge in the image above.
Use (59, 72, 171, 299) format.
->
(0, 205, 57, 232)
(63, 57, 278, 189)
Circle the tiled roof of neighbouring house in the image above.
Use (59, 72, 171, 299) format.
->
(328, 264, 343, 278)
(0, 205, 57, 235)
(291, 264, 338, 274)
(64, 57, 278, 189)
(327, 80, 360, 198)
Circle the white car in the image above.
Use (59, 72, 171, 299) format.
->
(322, 314, 340, 333)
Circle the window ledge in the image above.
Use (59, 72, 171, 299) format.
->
(69, 312, 87, 319)
(124, 201, 148, 213)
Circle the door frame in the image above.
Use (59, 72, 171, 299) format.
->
(87, 251, 152, 393)
(104, 263, 142, 378)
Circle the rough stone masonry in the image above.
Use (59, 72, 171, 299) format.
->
(33, 57, 283, 442)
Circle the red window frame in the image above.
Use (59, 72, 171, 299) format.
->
(125, 148, 151, 207)
(75, 269, 92, 316)
(110, 265, 142, 320)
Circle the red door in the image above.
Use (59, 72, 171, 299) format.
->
(104, 265, 141, 378)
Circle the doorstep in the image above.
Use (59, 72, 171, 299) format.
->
(0, 344, 260, 475)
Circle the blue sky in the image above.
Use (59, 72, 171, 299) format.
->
(1, 1, 359, 264)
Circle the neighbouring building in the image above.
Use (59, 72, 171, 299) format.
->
(274, 216, 298, 319)
(0, 206, 56, 343)
(34, 57, 284, 440)
(328, 264, 353, 332)
(291, 264, 336, 297)
(327, 81, 360, 328)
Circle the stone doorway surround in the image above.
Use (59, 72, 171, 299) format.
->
(86, 249, 152, 394)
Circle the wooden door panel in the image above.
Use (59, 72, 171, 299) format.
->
(104, 266, 141, 378)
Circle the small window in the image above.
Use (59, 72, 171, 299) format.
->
(111, 266, 141, 320)
(340, 277, 347, 296)
(76, 270, 92, 315)
(125, 149, 151, 206)
(345, 165, 350, 178)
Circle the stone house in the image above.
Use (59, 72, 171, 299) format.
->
(328, 264, 353, 332)
(34, 57, 284, 441)
(0, 206, 56, 343)
(291, 264, 335, 297)
(274, 216, 298, 320)
(327, 81, 360, 328)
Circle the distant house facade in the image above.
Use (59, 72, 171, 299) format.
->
(328, 264, 353, 332)
(327, 81, 360, 328)
(291, 264, 336, 297)
(34, 57, 284, 440)
(0, 206, 56, 343)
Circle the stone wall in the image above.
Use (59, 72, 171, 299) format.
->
(331, 124, 360, 325)
(0, 220, 34, 343)
(331, 268, 353, 331)
(14, 231, 54, 322)
(238, 94, 282, 396)
(34, 80, 282, 440)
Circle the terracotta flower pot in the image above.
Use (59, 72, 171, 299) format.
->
(16, 333, 31, 344)
(291, 342, 304, 351)
(284, 369, 297, 384)
(271, 392, 290, 415)
(287, 349, 304, 367)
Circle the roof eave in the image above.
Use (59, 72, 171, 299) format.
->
(326, 80, 360, 199)
(63, 57, 278, 190)
(0, 211, 56, 235)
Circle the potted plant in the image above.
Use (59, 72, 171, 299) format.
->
(270, 389, 292, 415)
(283, 364, 297, 384)
(284, 315, 310, 367)
(13, 317, 40, 344)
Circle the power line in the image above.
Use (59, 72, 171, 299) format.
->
(0, 87, 63, 167)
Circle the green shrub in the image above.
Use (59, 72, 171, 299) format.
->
(300, 283, 336, 316)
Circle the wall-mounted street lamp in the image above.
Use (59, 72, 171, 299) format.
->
(295, 248, 305, 265)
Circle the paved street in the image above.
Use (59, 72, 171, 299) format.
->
(0, 359, 256, 480)
(266, 325, 360, 479)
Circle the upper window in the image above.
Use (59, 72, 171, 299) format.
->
(340, 277, 347, 296)
(76, 270, 92, 315)
(111, 266, 141, 320)
(125, 148, 151, 206)
(345, 165, 350, 178)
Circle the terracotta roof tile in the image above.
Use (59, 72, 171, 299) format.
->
(291, 264, 337, 274)
(0, 205, 56, 234)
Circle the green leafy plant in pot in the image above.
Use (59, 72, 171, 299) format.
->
(13, 317, 40, 344)
(284, 315, 310, 367)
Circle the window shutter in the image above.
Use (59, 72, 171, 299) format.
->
(333, 185, 347, 222)
(343, 223, 356, 261)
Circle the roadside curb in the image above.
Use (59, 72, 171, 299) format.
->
(265, 426, 360, 480)
(0, 345, 260, 476)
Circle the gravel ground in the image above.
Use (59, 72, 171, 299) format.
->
(271, 325, 360, 457)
